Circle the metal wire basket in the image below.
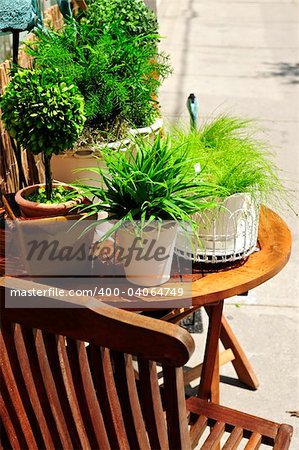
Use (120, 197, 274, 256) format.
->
(175, 194, 260, 264)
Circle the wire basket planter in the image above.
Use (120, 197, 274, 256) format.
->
(175, 193, 260, 264)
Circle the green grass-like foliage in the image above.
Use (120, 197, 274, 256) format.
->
(173, 116, 288, 208)
(1, 68, 85, 156)
(77, 135, 225, 240)
(26, 0, 171, 131)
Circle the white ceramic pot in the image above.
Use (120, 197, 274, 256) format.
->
(52, 118, 163, 186)
(116, 222, 178, 286)
(176, 193, 260, 263)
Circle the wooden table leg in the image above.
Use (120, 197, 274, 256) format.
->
(162, 305, 259, 390)
(220, 315, 259, 390)
(210, 346, 220, 404)
(197, 301, 224, 401)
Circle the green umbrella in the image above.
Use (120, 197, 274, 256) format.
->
(0, 0, 43, 63)
(0, 0, 73, 62)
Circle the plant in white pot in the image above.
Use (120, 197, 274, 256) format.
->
(0, 67, 86, 217)
(26, 0, 171, 184)
(77, 135, 223, 286)
(173, 115, 290, 262)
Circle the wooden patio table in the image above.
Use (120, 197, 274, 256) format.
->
(155, 206, 292, 402)
(0, 206, 291, 405)
(135, 206, 291, 403)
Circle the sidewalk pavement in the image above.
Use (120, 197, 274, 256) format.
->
(158, 0, 299, 447)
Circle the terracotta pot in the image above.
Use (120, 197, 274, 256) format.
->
(15, 184, 86, 218)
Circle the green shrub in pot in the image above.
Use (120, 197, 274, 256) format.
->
(26, 1, 171, 144)
(78, 135, 225, 234)
(172, 116, 292, 261)
(0, 67, 86, 216)
(76, 135, 225, 284)
(83, 0, 158, 41)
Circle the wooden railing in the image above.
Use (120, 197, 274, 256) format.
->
(0, 5, 64, 195)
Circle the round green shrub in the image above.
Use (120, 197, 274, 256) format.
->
(0, 68, 86, 156)
(85, 0, 158, 39)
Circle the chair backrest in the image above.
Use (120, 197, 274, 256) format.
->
(0, 283, 195, 450)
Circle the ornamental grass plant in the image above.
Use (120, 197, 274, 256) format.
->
(172, 115, 290, 210)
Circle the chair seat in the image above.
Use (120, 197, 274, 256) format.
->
(187, 397, 293, 449)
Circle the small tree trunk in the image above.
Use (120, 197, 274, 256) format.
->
(43, 154, 53, 201)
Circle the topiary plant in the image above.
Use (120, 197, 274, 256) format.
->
(0, 68, 85, 200)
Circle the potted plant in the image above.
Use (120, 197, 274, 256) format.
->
(78, 135, 223, 285)
(173, 115, 290, 262)
(25, 0, 171, 183)
(0, 67, 86, 217)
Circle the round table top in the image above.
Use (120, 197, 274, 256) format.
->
(97, 206, 291, 309)
(1, 207, 292, 310)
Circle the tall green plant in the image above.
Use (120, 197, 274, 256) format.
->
(0, 68, 85, 199)
(26, 5, 171, 135)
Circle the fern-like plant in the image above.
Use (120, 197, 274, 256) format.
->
(25, 1, 171, 139)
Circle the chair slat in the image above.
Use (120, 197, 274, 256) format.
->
(187, 397, 279, 439)
(201, 421, 225, 450)
(244, 432, 262, 449)
(57, 336, 92, 450)
(163, 365, 191, 450)
(34, 330, 73, 450)
(138, 358, 169, 450)
(0, 393, 23, 450)
(13, 324, 55, 450)
(222, 426, 243, 449)
(0, 331, 38, 449)
(87, 345, 130, 449)
(190, 415, 208, 449)
(15, 326, 63, 449)
(63, 339, 100, 448)
(112, 351, 151, 450)
(76, 340, 111, 450)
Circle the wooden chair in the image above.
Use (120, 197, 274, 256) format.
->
(0, 289, 293, 449)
